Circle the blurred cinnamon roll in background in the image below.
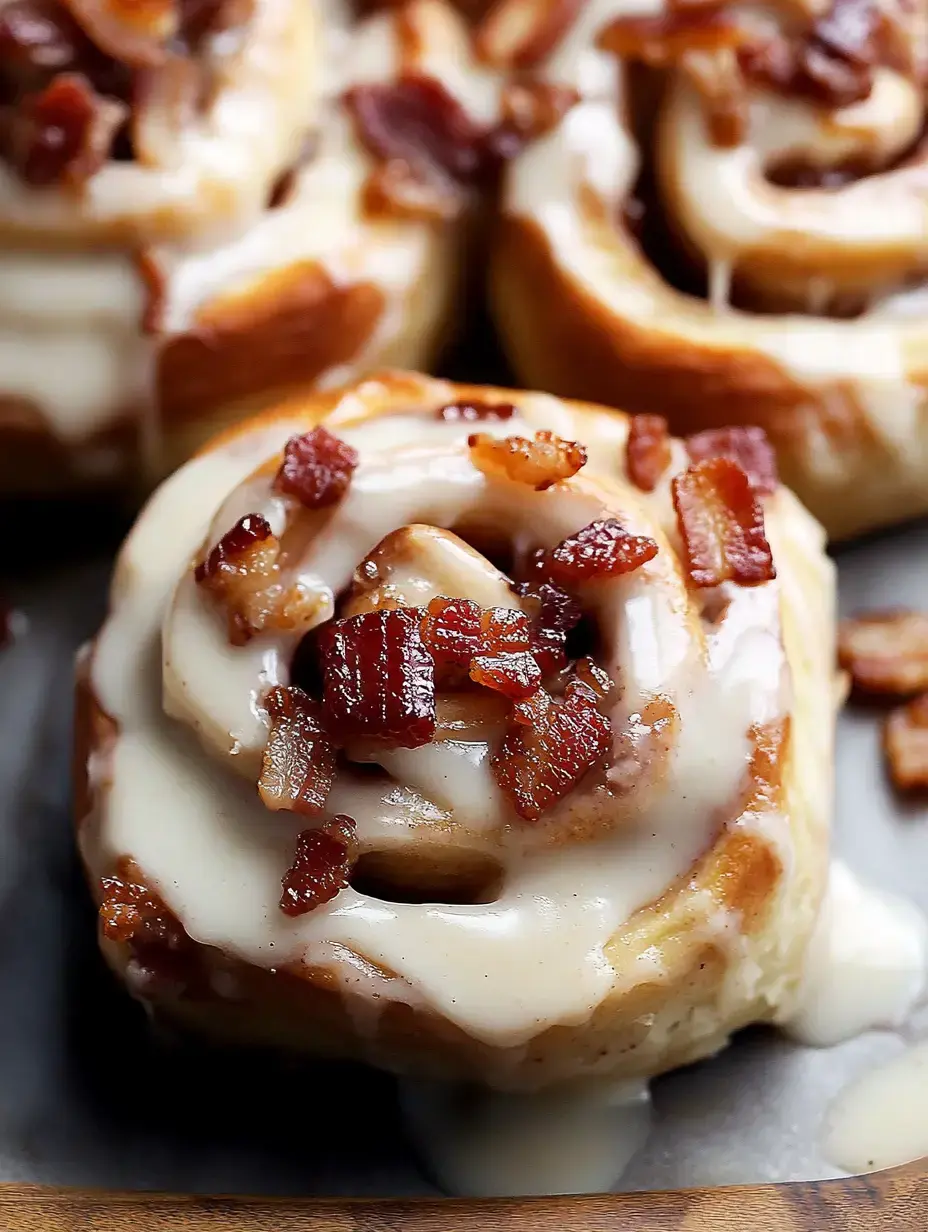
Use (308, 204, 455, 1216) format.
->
(0, 0, 505, 493)
(490, 0, 928, 539)
(75, 370, 835, 1193)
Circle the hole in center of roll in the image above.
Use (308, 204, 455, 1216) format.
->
(349, 847, 504, 905)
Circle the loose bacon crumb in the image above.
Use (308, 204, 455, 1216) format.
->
(468, 430, 587, 490)
(99, 870, 183, 947)
(513, 579, 582, 675)
(493, 681, 612, 821)
(884, 695, 928, 791)
(421, 596, 485, 669)
(279, 815, 358, 917)
(575, 656, 613, 698)
(320, 608, 436, 748)
(672, 458, 776, 589)
(7, 72, 126, 186)
(274, 427, 359, 510)
(437, 401, 517, 423)
(259, 685, 336, 816)
(543, 519, 659, 585)
(470, 649, 541, 700)
(686, 426, 778, 496)
(421, 596, 539, 694)
(598, 8, 746, 64)
(626, 414, 671, 492)
(838, 610, 928, 696)
(194, 513, 317, 645)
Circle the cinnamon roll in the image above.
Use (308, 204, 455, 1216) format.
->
(490, 0, 928, 540)
(0, 0, 501, 492)
(75, 370, 835, 1188)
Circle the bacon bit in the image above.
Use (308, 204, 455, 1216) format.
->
(437, 401, 517, 423)
(686, 426, 778, 496)
(468, 430, 587, 490)
(543, 519, 659, 585)
(421, 596, 485, 668)
(575, 656, 613, 698)
(5, 72, 126, 185)
(99, 870, 183, 947)
(274, 427, 359, 510)
(626, 414, 671, 492)
(513, 579, 581, 675)
(194, 513, 316, 646)
(838, 611, 928, 696)
(470, 649, 542, 700)
(598, 8, 746, 65)
(258, 685, 336, 816)
(279, 815, 358, 917)
(672, 458, 776, 589)
(493, 680, 612, 821)
(884, 695, 928, 791)
(320, 608, 436, 748)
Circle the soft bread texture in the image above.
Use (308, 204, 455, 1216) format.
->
(0, 0, 489, 494)
(489, 0, 928, 541)
(75, 371, 836, 1091)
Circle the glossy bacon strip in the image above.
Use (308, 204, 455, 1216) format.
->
(626, 414, 671, 492)
(884, 695, 928, 791)
(468, 430, 587, 490)
(544, 519, 659, 584)
(686, 425, 778, 496)
(672, 458, 776, 588)
(493, 679, 612, 821)
(838, 610, 928, 696)
(320, 608, 436, 748)
(259, 685, 336, 816)
(274, 427, 359, 510)
(279, 815, 358, 917)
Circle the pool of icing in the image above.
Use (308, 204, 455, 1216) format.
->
(0, 462, 925, 1198)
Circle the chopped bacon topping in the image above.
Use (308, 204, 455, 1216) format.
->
(838, 610, 928, 696)
(575, 655, 613, 698)
(543, 519, 659, 585)
(685, 426, 778, 496)
(626, 414, 671, 492)
(99, 869, 183, 947)
(320, 608, 436, 748)
(258, 685, 336, 816)
(279, 815, 358, 917)
(437, 401, 517, 423)
(3, 70, 125, 185)
(598, 8, 746, 64)
(884, 695, 928, 791)
(672, 458, 776, 589)
(513, 579, 582, 675)
(493, 679, 612, 821)
(470, 649, 542, 700)
(194, 513, 317, 646)
(468, 430, 587, 490)
(274, 427, 359, 510)
(420, 596, 541, 696)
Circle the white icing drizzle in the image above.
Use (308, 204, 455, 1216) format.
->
(84, 383, 793, 1083)
(399, 1075, 652, 1196)
(823, 1040, 928, 1175)
(783, 860, 928, 1047)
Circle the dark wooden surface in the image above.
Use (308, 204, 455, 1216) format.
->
(0, 1160, 924, 1231)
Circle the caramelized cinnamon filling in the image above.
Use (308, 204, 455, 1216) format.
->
(0, 0, 253, 185)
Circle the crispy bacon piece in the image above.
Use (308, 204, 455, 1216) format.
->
(259, 685, 336, 816)
(672, 458, 776, 588)
(470, 649, 542, 700)
(194, 513, 317, 645)
(598, 7, 745, 64)
(884, 694, 928, 791)
(99, 869, 183, 947)
(626, 414, 671, 492)
(685, 426, 778, 496)
(468, 430, 587, 490)
(575, 656, 613, 698)
(513, 579, 581, 675)
(543, 519, 659, 585)
(5, 71, 125, 185)
(420, 596, 540, 696)
(437, 401, 517, 423)
(320, 608, 436, 748)
(279, 815, 358, 917)
(493, 680, 612, 821)
(274, 427, 359, 510)
(838, 610, 928, 696)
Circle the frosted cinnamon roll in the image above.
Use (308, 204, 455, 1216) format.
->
(0, 0, 504, 493)
(75, 370, 835, 1189)
(490, 0, 928, 540)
